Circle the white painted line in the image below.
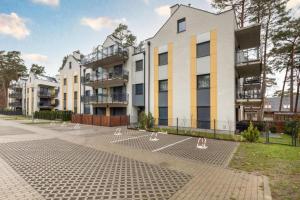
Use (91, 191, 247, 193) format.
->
(152, 137, 193, 152)
(110, 134, 150, 143)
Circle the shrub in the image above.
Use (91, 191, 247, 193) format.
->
(242, 121, 260, 142)
(284, 121, 298, 135)
(269, 126, 277, 133)
(34, 110, 72, 121)
(148, 112, 154, 128)
(137, 112, 155, 129)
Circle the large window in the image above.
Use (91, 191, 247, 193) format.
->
(74, 76, 78, 83)
(74, 91, 78, 113)
(159, 80, 168, 92)
(63, 93, 67, 110)
(135, 84, 143, 95)
(63, 78, 67, 85)
(196, 41, 210, 58)
(159, 107, 168, 126)
(159, 52, 168, 66)
(197, 74, 210, 89)
(135, 60, 143, 71)
(177, 18, 186, 33)
(69, 62, 72, 69)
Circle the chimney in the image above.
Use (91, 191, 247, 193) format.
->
(73, 50, 81, 60)
(170, 4, 179, 15)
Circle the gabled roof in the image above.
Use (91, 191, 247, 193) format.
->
(146, 4, 235, 41)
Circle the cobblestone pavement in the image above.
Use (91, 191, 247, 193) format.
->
(0, 119, 272, 200)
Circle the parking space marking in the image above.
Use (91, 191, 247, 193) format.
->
(110, 134, 150, 143)
(152, 137, 193, 152)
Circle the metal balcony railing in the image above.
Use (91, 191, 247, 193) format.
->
(236, 47, 261, 65)
(244, 77, 261, 85)
(82, 70, 129, 85)
(9, 92, 22, 98)
(82, 44, 128, 66)
(133, 46, 145, 55)
(9, 102, 22, 107)
(81, 93, 128, 105)
(38, 101, 54, 107)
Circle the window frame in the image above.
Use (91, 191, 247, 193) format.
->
(197, 74, 210, 89)
(69, 61, 72, 69)
(158, 52, 168, 66)
(135, 83, 143, 95)
(63, 78, 67, 86)
(196, 41, 210, 58)
(177, 18, 186, 33)
(159, 80, 168, 92)
(135, 60, 143, 72)
(74, 75, 78, 83)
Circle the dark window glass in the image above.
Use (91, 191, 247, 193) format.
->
(74, 76, 78, 83)
(159, 80, 168, 92)
(84, 105, 90, 114)
(196, 41, 210, 58)
(159, 107, 168, 125)
(158, 52, 168, 66)
(63, 78, 67, 85)
(197, 74, 210, 89)
(63, 93, 67, 110)
(197, 106, 210, 129)
(136, 60, 143, 71)
(69, 62, 72, 69)
(85, 73, 90, 81)
(177, 18, 186, 33)
(135, 84, 143, 95)
(85, 90, 90, 96)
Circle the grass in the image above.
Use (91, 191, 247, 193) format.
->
(230, 142, 300, 200)
(0, 115, 29, 120)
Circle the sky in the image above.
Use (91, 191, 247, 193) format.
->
(1, 0, 300, 94)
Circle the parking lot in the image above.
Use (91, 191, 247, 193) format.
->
(0, 119, 271, 200)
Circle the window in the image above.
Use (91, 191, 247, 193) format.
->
(74, 76, 78, 83)
(136, 60, 143, 71)
(159, 80, 168, 92)
(196, 41, 210, 58)
(197, 74, 210, 89)
(264, 104, 272, 109)
(63, 93, 67, 110)
(177, 18, 186, 33)
(283, 104, 290, 109)
(159, 52, 168, 66)
(74, 91, 78, 113)
(63, 78, 67, 85)
(69, 62, 72, 69)
(135, 84, 143, 95)
(159, 107, 168, 126)
(74, 91, 78, 100)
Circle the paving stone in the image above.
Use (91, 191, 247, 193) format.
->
(0, 138, 192, 200)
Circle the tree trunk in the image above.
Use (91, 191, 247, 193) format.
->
(290, 45, 295, 112)
(279, 66, 289, 112)
(240, 0, 245, 28)
(260, 7, 271, 121)
(294, 73, 300, 113)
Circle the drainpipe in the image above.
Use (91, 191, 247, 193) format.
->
(79, 65, 82, 114)
(83, 68, 86, 114)
(143, 51, 146, 112)
(147, 41, 151, 115)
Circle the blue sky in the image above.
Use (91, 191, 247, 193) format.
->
(0, 0, 213, 76)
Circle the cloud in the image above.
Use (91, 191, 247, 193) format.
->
(80, 16, 127, 31)
(155, 5, 170, 17)
(31, 0, 59, 7)
(143, 0, 150, 5)
(23, 53, 48, 63)
(287, 0, 300, 17)
(0, 12, 30, 40)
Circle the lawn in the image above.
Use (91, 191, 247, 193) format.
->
(230, 141, 300, 200)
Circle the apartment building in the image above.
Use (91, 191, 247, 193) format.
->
(59, 50, 93, 114)
(81, 34, 145, 119)
(25, 72, 59, 115)
(7, 77, 27, 112)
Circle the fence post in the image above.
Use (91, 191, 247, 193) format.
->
(176, 118, 178, 134)
(214, 119, 216, 139)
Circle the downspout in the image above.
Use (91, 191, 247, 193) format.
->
(143, 51, 146, 111)
(79, 65, 82, 114)
(147, 41, 151, 115)
(83, 68, 86, 114)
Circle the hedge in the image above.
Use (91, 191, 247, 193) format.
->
(34, 110, 72, 121)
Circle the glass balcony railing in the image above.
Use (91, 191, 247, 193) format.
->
(236, 47, 261, 65)
(237, 87, 262, 99)
(81, 93, 128, 105)
(244, 76, 261, 85)
(82, 70, 129, 85)
(82, 44, 128, 66)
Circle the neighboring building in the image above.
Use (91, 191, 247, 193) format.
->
(264, 97, 300, 121)
(59, 50, 92, 114)
(7, 77, 27, 113)
(25, 73, 59, 115)
(144, 4, 261, 131)
(81, 34, 145, 120)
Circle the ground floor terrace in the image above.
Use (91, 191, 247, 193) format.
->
(0, 117, 272, 200)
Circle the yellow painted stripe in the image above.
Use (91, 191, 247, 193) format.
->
(167, 43, 173, 126)
(154, 47, 159, 125)
(78, 75, 80, 113)
(210, 30, 218, 129)
(190, 35, 197, 128)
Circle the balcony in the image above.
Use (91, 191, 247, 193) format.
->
(9, 92, 22, 99)
(82, 70, 129, 88)
(9, 102, 22, 107)
(236, 47, 262, 77)
(82, 44, 128, 69)
(38, 90, 58, 98)
(236, 87, 262, 104)
(81, 93, 128, 107)
(38, 101, 55, 108)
